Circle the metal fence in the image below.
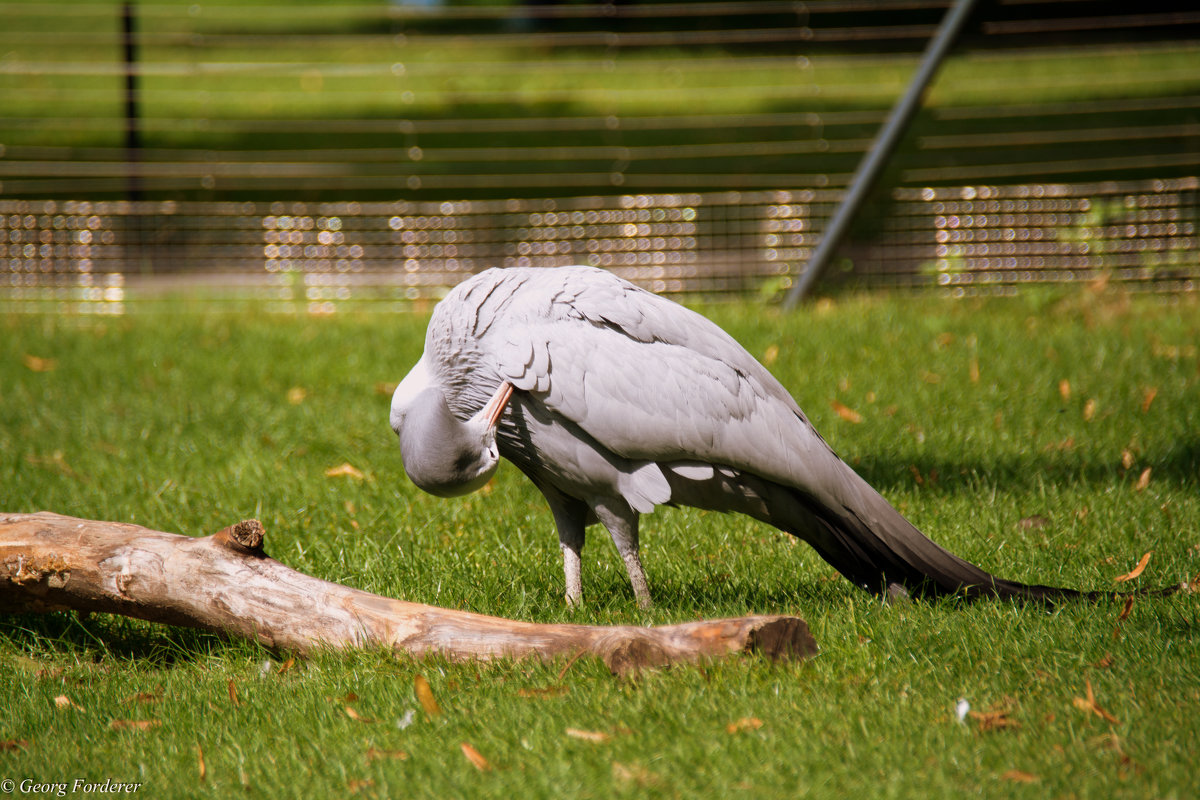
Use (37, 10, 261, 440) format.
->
(2, 1, 1199, 309)
(4, 176, 1196, 313)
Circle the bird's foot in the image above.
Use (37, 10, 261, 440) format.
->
(622, 552, 654, 609)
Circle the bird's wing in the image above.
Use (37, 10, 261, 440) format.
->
(488, 268, 843, 495)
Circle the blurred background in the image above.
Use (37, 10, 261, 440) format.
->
(2, 0, 1198, 312)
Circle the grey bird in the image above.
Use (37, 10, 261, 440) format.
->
(389, 265, 1084, 608)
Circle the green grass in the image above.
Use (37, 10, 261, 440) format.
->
(2, 289, 1199, 798)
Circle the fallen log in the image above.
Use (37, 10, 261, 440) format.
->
(0, 512, 816, 675)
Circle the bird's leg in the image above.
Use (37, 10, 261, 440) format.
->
(593, 502, 652, 609)
(559, 528, 585, 609)
(545, 493, 588, 608)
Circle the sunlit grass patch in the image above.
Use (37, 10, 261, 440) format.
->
(1, 290, 1197, 797)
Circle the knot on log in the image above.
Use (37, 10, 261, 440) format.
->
(3, 554, 71, 588)
(212, 519, 266, 556)
(744, 617, 818, 661)
(599, 615, 818, 677)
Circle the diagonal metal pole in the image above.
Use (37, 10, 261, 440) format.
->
(782, 0, 981, 309)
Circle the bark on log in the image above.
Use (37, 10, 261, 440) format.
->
(0, 512, 816, 675)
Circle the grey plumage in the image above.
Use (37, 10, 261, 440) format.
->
(390, 265, 1083, 607)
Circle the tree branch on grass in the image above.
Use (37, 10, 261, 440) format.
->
(0, 512, 816, 675)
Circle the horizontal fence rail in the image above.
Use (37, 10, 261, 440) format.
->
(3, 177, 1195, 313)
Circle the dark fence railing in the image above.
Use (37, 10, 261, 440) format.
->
(3, 176, 1195, 313)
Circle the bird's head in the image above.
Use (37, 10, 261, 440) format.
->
(390, 357, 513, 498)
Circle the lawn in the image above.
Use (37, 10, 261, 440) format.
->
(1, 287, 1198, 798)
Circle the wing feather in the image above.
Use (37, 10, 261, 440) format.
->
(481, 267, 840, 495)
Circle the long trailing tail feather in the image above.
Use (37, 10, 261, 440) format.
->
(789, 471, 1183, 602)
(795, 492, 1081, 601)
(665, 458, 1178, 602)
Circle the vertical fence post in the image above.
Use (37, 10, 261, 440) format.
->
(121, 2, 152, 273)
(122, 1, 141, 201)
(782, 0, 981, 308)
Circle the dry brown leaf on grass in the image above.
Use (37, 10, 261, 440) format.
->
(414, 674, 442, 717)
(1133, 468, 1152, 492)
(725, 717, 764, 734)
(227, 680, 240, 708)
(1114, 552, 1152, 583)
(344, 706, 376, 724)
(968, 701, 1021, 732)
(197, 742, 206, 782)
(1117, 596, 1135, 623)
(612, 762, 662, 788)
(22, 354, 57, 372)
(366, 747, 409, 763)
(460, 742, 491, 772)
(1083, 398, 1097, 421)
(969, 709, 1020, 732)
(1072, 680, 1119, 725)
(1, 739, 29, 752)
(908, 465, 938, 486)
(1018, 515, 1051, 531)
(121, 691, 160, 706)
(109, 719, 161, 732)
(1001, 770, 1040, 784)
(325, 463, 366, 481)
(566, 728, 611, 743)
(53, 695, 81, 710)
(1058, 379, 1072, 401)
(830, 399, 863, 424)
(286, 386, 308, 405)
(1111, 596, 1136, 640)
(1141, 386, 1158, 413)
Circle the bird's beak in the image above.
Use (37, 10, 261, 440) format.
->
(480, 381, 514, 428)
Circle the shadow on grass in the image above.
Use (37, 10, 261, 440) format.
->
(847, 437, 1200, 496)
(585, 570, 857, 615)
(0, 612, 253, 666)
